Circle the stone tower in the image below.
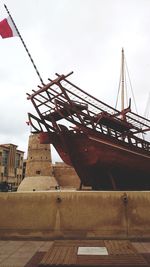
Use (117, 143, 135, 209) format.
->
(25, 133, 53, 177)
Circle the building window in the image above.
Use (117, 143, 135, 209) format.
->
(2, 150, 9, 166)
(4, 166, 7, 176)
(36, 170, 41, 175)
(15, 154, 20, 168)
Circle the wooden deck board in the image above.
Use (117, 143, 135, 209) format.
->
(76, 254, 147, 266)
(104, 240, 137, 255)
(142, 253, 150, 264)
(132, 242, 150, 253)
(24, 252, 45, 267)
(39, 240, 150, 266)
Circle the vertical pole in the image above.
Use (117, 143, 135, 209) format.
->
(4, 4, 44, 85)
(121, 48, 125, 113)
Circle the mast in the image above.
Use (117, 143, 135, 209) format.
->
(121, 48, 125, 114)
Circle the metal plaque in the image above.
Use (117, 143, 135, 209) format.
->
(77, 246, 108, 255)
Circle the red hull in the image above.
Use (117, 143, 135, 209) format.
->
(40, 130, 150, 190)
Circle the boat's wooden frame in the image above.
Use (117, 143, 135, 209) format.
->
(27, 51, 150, 190)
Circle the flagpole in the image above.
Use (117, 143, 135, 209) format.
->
(4, 4, 44, 85)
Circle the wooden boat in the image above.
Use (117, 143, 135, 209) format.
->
(27, 50, 150, 190)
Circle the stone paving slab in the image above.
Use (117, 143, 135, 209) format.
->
(0, 240, 49, 267)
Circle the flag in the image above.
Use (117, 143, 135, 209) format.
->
(0, 16, 18, 38)
(2, 4, 43, 84)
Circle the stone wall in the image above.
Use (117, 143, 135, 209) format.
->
(25, 134, 52, 177)
(52, 162, 80, 189)
(0, 191, 149, 239)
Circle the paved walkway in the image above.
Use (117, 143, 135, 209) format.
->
(0, 240, 53, 267)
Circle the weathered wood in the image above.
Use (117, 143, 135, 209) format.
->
(24, 252, 45, 267)
(39, 240, 149, 266)
(104, 240, 137, 254)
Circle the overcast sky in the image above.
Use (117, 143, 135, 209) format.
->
(0, 0, 150, 161)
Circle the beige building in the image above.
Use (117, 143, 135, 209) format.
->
(0, 144, 24, 186)
(25, 134, 53, 177)
(21, 133, 80, 191)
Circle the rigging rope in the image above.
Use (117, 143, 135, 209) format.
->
(144, 92, 150, 119)
(124, 57, 139, 115)
(115, 66, 122, 109)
